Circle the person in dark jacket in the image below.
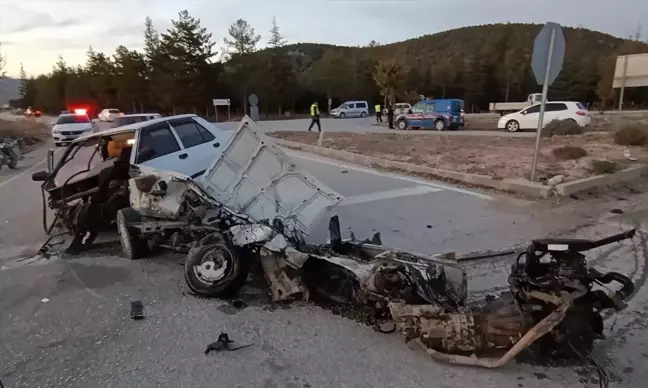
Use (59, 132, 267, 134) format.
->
(387, 103, 394, 129)
(308, 101, 321, 132)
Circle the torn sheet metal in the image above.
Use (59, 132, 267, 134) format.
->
(198, 117, 343, 235)
(229, 224, 275, 246)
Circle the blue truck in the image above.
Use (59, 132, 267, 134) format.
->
(395, 99, 464, 131)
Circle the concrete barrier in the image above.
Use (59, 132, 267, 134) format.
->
(555, 165, 648, 196)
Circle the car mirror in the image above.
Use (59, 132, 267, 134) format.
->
(138, 147, 156, 161)
(32, 170, 49, 182)
(521, 111, 527, 115)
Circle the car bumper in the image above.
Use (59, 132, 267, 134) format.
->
(330, 112, 340, 118)
(52, 131, 91, 143)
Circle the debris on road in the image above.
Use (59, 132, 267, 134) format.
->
(130, 300, 144, 320)
(40, 298, 50, 303)
(204, 333, 253, 354)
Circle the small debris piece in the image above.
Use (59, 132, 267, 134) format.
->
(570, 194, 580, 200)
(547, 175, 565, 186)
(426, 225, 432, 229)
(204, 332, 253, 354)
(231, 299, 247, 309)
(130, 300, 144, 320)
(610, 209, 624, 215)
(340, 170, 349, 174)
(40, 298, 50, 303)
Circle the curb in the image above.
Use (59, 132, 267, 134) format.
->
(274, 138, 648, 198)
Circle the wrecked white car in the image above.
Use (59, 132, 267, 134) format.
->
(33, 117, 636, 369)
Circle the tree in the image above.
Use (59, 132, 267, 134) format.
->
(19, 64, 28, 99)
(0, 40, 6, 77)
(372, 59, 409, 104)
(268, 17, 286, 49)
(224, 19, 261, 55)
(113, 46, 148, 112)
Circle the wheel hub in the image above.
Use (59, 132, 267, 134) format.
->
(196, 251, 229, 282)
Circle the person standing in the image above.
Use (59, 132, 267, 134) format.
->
(308, 100, 321, 132)
(387, 103, 394, 129)
(375, 103, 383, 123)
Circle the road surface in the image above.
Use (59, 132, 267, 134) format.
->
(1, 140, 647, 388)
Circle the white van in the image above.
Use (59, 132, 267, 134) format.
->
(330, 101, 369, 118)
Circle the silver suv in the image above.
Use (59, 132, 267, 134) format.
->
(331, 101, 369, 118)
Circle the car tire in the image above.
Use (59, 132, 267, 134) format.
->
(184, 234, 249, 297)
(505, 120, 520, 132)
(339, 112, 346, 118)
(360, 111, 367, 118)
(6, 151, 18, 169)
(435, 119, 446, 131)
(116, 208, 148, 260)
(396, 119, 408, 130)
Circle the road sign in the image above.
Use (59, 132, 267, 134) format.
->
(531, 22, 565, 86)
(530, 22, 565, 181)
(212, 99, 230, 106)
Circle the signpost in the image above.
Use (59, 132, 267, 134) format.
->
(248, 94, 259, 122)
(212, 98, 231, 122)
(530, 22, 565, 181)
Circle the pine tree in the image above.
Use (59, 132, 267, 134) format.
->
(268, 17, 286, 49)
(0, 40, 6, 77)
(19, 63, 28, 99)
(224, 19, 261, 55)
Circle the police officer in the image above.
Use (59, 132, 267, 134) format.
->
(375, 103, 383, 123)
(308, 100, 321, 132)
(387, 103, 394, 129)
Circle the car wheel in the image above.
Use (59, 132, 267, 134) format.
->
(435, 119, 446, 131)
(396, 119, 408, 130)
(184, 234, 249, 297)
(7, 151, 18, 169)
(360, 111, 367, 118)
(54, 142, 61, 147)
(116, 208, 148, 260)
(505, 120, 520, 132)
(339, 112, 346, 118)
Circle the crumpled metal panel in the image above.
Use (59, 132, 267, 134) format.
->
(198, 117, 343, 235)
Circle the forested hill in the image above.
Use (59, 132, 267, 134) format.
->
(16, 16, 648, 115)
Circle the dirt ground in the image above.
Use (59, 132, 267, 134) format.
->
(271, 131, 648, 183)
(0, 118, 49, 145)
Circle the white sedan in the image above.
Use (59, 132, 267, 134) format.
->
(497, 101, 591, 132)
(51, 112, 97, 146)
(98, 108, 123, 122)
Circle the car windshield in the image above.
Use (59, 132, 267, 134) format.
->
(56, 115, 89, 124)
(108, 109, 120, 113)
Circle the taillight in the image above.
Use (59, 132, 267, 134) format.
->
(575, 111, 586, 116)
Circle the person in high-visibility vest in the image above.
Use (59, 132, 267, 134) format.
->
(375, 104, 382, 123)
(308, 101, 321, 132)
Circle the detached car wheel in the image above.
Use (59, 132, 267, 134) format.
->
(117, 208, 148, 260)
(184, 235, 249, 297)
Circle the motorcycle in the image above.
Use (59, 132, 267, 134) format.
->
(0, 138, 21, 170)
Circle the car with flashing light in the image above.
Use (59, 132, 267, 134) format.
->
(395, 99, 464, 131)
(51, 110, 97, 146)
(110, 113, 163, 128)
(497, 101, 591, 132)
(98, 108, 123, 122)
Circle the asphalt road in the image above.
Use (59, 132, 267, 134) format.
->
(1, 135, 648, 387)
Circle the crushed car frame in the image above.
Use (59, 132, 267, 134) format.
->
(33, 117, 636, 369)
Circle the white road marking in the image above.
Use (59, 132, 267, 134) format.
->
(284, 150, 494, 200)
(338, 185, 442, 207)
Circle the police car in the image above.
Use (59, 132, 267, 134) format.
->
(51, 109, 97, 146)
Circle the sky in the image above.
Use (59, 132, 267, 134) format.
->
(1, 0, 647, 77)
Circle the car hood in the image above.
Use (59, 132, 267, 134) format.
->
(52, 123, 93, 132)
(196, 116, 343, 235)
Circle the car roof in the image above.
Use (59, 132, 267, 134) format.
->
(119, 113, 161, 118)
(57, 113, 89, 118)
(72, 113, 197, 144)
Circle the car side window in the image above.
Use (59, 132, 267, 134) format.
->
(411, 102, 425, 113)
(169, 118, 215, 149)
(423, 103, 435, 113)
(136, 122, 181, 163)
(546, 103, 568, 112)
(357, 102, 367, 109)
(524, 105, 541, 114)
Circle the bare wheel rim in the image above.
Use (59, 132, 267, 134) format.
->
(193, 248, 232, 285)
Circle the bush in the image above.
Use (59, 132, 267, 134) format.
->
(542, 119, 584, 137)
(590, 160, 619, 174)
(613, 124, 648, 146)
(552, 145, 588, 160)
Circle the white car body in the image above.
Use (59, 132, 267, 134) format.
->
(66, 114, 232, 181)
(51, 113, 96, 146)
(330, 101, 369, 118)
(98, 108, 122, 122)
(111, 113, 163, 128)
(497, 101, 592, 132)
(383, 103, 412, 116)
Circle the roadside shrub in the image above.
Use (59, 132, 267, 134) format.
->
(542, 119, 584, 137)
(552, 145, 588, 160)
(613, 124, 648, 146)
(590, 160, 619, 174)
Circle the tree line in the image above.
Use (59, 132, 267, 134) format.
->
(11, 15, 648, 117)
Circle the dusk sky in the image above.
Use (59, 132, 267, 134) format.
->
(1, 0, 647, 77)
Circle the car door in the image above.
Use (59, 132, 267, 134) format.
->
(421, 102, 436, 128)
(519, 104, 541, 129)
(132, 121, 192, 175)
(545, 103, 568, 123)
(407, 102, 426, 127)
(167, 116, 228, 178)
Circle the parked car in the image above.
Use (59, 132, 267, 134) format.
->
(98, 108, 123, 122)
(51, 112, 97, 146)
(395, 99, 464, 131)
(383, 103, 412, 116)
(25, 107, 42, 117)
(330, 101, 369, 118)
(497, 101, 591, 132)
(111, 113, 163, 128)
